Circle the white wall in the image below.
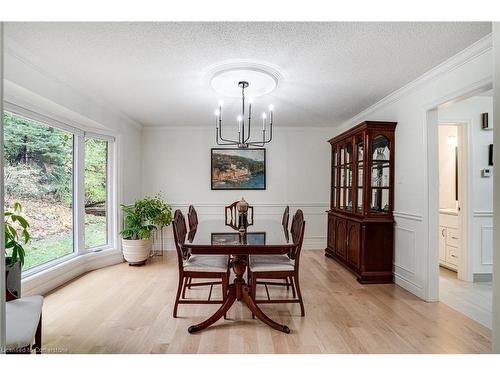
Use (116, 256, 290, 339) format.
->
(335, 35, 493, 300)
(492, 21, 500, 354)
(141, 126, 331, 250)
(438, 125, 458, 210)
(439, 96, 494, 276)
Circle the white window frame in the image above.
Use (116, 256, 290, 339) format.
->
(2, 101, 116, 277)
(82, 133, 115, 253)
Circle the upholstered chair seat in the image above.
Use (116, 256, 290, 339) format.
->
(249, 255, 295, 272)
(183, 255, 230, 273)
(6, 295, 43, 351)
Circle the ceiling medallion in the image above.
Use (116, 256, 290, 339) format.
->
(206, 60, 282, 98)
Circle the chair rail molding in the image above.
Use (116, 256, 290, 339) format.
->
(393, 211, 424, 222)
(473, 210, 494, 217)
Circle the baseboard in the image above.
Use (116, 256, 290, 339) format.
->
(22, 249, 124, 296)
(394, 273, 427, 301)
(473, 273, 493, 283)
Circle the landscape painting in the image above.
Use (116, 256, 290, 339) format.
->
(211, 148, 266, 190)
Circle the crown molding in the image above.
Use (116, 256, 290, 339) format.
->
(338, 33, 493, 131)
(3, 35, 144, 130)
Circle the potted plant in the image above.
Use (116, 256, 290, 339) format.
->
(120, 194, 172, 266)
(4, 202, 30, 298)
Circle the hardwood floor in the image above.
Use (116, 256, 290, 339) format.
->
(41, 251, 491, 354)
(439, 267, 492, 328)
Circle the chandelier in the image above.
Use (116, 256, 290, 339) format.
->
(214, 81, 274, 148)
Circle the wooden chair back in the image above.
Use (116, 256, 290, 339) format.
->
(172, 209, 189, 261)
(289, 209, 305, 261)
(187, 204, 198, 231)
(282, 205, 290, 231)
(225, 201, 254, 227)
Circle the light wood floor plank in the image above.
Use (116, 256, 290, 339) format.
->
(40, 250, 491, 354)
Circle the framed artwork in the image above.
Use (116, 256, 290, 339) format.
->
(211, 232, 266, 246)
(211, 148, 266, 190)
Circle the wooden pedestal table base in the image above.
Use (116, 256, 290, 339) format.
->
(187, 256, 291, 334)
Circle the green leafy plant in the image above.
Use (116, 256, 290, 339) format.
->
(4, 202, 31, 266)
(120, 194, 173, 240)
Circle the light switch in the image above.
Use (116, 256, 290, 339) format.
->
(481, 168, 491, 177)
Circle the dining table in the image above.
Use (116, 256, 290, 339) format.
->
(183, 217, 296, 334)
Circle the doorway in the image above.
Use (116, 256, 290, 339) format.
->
(437, 123, 467, 279)
(433, 93, 494, 328)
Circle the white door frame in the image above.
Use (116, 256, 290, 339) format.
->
(424, 78, 492, 301)
(438, 120, 472, 282)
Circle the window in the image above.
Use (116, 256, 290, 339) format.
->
(84, 138, 108, 248)
(3, 111, 74, 270)
(3, 108, 115, 273)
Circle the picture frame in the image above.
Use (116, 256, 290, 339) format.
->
(211, 148, 266, 190)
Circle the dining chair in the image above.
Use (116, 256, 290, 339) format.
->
(5, 287, 43, 354)
(224, 200, 254, 227)
(187, 204, 198, 231)
(248, 209, 306, 317)
(172, 209, 230, 318)
(282, 205, 289, 231)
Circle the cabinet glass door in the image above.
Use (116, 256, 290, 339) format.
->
(356, 140, 364, 213)
(370, 135, 391, 213)
(339, 146, 345, 209)
(332, 147, 338, 208)
(346, 142, 353, 211)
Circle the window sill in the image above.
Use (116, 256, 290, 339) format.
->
(21, 248, 124, 297)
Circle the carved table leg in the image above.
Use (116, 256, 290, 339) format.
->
(188, 254, 290, 334)
(242, 285, 290, 333)
(188, 285, 236, 333)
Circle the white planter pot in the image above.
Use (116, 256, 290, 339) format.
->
(122, 238, 152, 265)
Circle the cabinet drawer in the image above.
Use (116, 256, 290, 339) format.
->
(446, 228, 459, 247)
(446, 246, 459, 267)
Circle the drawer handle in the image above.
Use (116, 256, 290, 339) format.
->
(451, 236, 459, 240)
(441, 229, 446, 237)
(451, 254, 458, 258)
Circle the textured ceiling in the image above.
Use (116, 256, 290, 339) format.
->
(4, 22, 492, 128)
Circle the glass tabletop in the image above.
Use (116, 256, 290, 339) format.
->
(185, 218, 294, 255)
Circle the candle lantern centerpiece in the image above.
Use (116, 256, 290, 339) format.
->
(236, 197, 249, 231)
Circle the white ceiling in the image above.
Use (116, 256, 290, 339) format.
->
(4, 22, 491, 128)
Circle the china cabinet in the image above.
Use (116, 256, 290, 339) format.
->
(325, 121, 397, 283)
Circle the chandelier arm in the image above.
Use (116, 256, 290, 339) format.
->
(218, 118, 239, 144)
(244, 141, 265, 147)
(216, 127, 239, 145)
(244, 99, 252, 144)
(266, 121, 273, 143)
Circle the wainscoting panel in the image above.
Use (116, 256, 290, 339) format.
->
(393, 212, 425, 299)
(154, 202, 328, 251)
(472, 211, 493, 274)
(480, 226, 493, 266)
